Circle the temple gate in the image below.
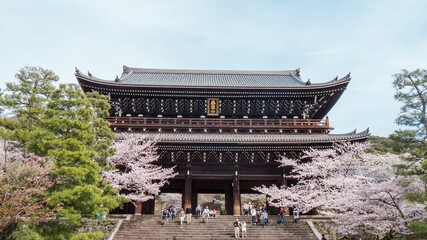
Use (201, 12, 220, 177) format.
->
(76, 66, 369, 215)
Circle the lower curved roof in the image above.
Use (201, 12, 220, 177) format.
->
(122, 129, 370, 144)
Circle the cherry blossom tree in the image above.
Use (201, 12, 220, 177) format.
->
(102, 135, 177, 204)
(254, 142, 427, 238)
(0, 139, 57, 235)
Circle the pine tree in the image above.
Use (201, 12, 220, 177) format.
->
(392, 69, 427, 236)
(26, 84, 123, 226)
(0, 67, 123, 238)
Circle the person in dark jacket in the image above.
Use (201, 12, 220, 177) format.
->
(161, 208, 170, 226)
(185, 206, 192, 225)
(233, 219, 240, 239)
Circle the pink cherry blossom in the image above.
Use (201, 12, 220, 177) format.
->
(159, 193, 182, 208)
(102, 135, 177, 204)
(254, 142, 426, 237)
(0, 139, 57, 227)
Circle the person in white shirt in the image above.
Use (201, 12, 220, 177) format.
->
(250, 208, 257, 225)
(241, 221, 247, 238)
(179, 208, 185, 228)
(202, 206, 210, 223)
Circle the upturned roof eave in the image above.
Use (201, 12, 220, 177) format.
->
(75, 71, 351, 91)
(119, 130, 370, 144)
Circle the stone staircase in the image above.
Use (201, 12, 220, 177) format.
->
(113, 215, 317, 240)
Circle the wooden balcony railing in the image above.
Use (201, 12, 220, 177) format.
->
(105, 117, 331, 134)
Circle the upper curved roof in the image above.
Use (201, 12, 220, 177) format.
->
(75, 66, 351, 90)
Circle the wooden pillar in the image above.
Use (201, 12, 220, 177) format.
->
(280, 169, 290, 215)
(184, 166, 192, 210)
(233, 170, 241, 216)
(135, 202, 142, 215)
(181, 187, 186, 209)
(280, 168, 288, 186)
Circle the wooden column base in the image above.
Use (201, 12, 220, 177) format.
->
(135, 202, 142, 215)
(184, 175, 192, 210)
(233, 176, 241, 216)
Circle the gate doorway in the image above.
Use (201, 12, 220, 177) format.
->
(197, 193, 225, 216)
(191, 179, 234, 215)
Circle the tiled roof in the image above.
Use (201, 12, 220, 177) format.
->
(75, 66, 351, 89)
(118, 66, 303, 88)
(123, 129, 369, 143)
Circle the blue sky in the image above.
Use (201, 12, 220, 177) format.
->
(1, 0, 427, 137)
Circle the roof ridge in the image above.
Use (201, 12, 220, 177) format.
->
(123, 65, 300, 76)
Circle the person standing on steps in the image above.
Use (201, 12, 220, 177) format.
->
(243, 202, 249, 216)
(202, 206, 210, 223)
(233, 219, 240, 239)
(293, 208, 300, 223)
(196, 204, 201, 219)
(211, 208, 217, 218)
(240, 221, 247, 238)
(261, 209, 268, 228)
(256, 207, 261, 225)
(161, 208, 170, 227)
(185, 206, 192, 225)
(170, 206, 176, 221)
(250, 207, 257, 226)
(179, 208, 185, 228)
(277, 207, 286, 225)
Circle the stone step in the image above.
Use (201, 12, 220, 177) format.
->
(114, 215, 316, 240)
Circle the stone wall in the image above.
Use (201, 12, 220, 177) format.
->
(76, 218, 118, 239)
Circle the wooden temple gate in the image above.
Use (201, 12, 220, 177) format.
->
(76, 66, 369, 215)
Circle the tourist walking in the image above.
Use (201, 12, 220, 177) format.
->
(261, 210, 268, 228)
(233, 219, 240, 239)
(277, 207, 286, 224)
(240, 221, 247, 238)
(256, 207, 261, 225)
(243, 203, 249, 216)
(293, 208, 300, 223)
(196, 204, 201, 218)
(185, 206, 192, 225)
(161, 208, 170, 226)
(202, 206, 210, 223)
(170, 206, 176, 221)
(251, 207, 257, 225)
(179, 208, 185, 227)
